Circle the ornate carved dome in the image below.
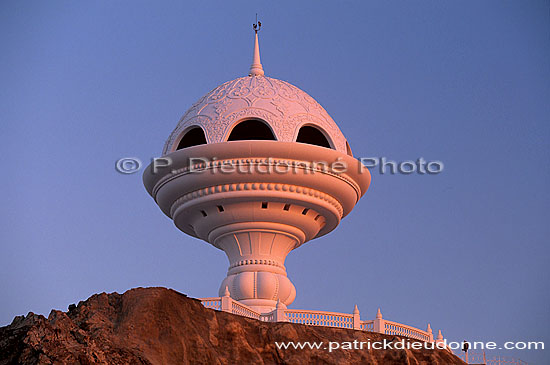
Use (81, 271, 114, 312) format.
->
(162, 75, 350, 155)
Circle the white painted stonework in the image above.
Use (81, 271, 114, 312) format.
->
(162, 75, 349, 155)
(145, 29, 369, 314)
(144, 142, 370, 312)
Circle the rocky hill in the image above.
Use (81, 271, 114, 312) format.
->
(0, 287, 465, 364)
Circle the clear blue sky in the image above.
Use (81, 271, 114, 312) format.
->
(1, 1, 548, 363)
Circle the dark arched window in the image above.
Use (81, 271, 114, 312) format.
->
(177, 127, 207, 150)
(296, 126, 332, 149)
(227, 119, 276, 141)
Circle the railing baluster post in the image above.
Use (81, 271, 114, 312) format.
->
(374, 308, 385, 334)
(353, 304, 361, 330)
(426, 323, 434, 343)
(221, 286, 232, 313)
(274, 299, 287, 322)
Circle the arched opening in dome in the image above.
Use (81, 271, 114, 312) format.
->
(296, 126, 332, 149)
(227, 119, 276, 141)
(176, 127, 207, 150)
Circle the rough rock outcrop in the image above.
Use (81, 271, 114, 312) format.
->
(0, 287, 464, 364)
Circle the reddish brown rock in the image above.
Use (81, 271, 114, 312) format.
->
(0, 287, 465, 364)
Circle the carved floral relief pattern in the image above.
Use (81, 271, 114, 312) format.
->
(163, 76, 347, 155)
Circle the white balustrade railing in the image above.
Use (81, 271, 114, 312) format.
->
(200, 297, 221, 311)
(198, 296, 525, 363)
(383, 320, 431, 342)
(199, 295, 437, 344)
(360, 320, 374, 331)
(285, 309, 354, 329)
(231, 300, 261, 320)
(260, 311, 275, 322)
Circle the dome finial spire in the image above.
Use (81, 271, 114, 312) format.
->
(249, 15, 264, 77)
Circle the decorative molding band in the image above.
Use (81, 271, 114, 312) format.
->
(168, 182, 343, 218)
(228, 259, 285, 270)
(153, 157, 361, 201)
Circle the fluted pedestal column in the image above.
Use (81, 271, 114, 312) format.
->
(212, 223, 301, 312)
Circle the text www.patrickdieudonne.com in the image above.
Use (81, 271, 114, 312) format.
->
(274, 340, 545, 353)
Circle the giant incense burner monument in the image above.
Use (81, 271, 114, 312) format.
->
(144, 41, 369, 315)
(143, 23, 370, 314)
(143, 25, 370, 313)
(143, 24, 444, 343)
(143, 24, 443, 345)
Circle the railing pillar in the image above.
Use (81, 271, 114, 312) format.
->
(427, 323, 434, 342)
(353, 305, 361, 330)
(373, 308, 385, 334)
(274, 299, 287, 322)
(221, 286, 232, 313)
(435, 329, 445, 347)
